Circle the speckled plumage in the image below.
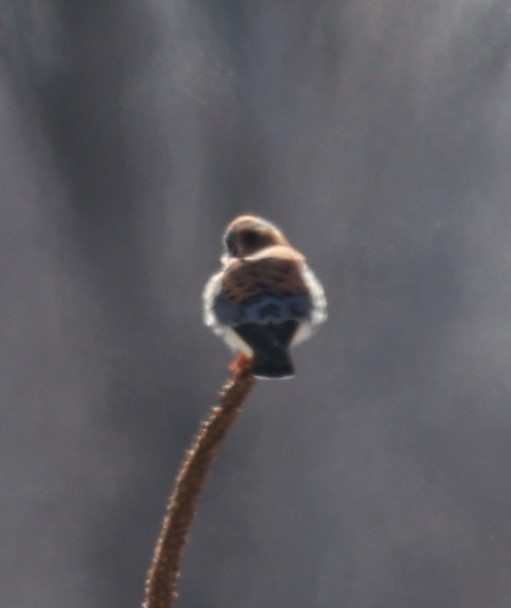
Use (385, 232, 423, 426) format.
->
(221, 246, 307, 302)
(203, 216, 327, 379)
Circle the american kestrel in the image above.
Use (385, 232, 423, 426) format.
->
(203, 215, 327, 379)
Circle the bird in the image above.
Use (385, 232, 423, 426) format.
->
(203, 215, 327, 379)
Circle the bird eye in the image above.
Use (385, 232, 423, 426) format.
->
(241, 230, 260, 246)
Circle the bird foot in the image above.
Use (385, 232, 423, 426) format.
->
(229, 354, 252, 374)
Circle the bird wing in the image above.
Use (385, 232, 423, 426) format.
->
(212, 291, 312, 327)
(204, 245, 326, 333)
(210, 246, 312, 327)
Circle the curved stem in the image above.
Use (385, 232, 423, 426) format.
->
(142, 357, 256, 608)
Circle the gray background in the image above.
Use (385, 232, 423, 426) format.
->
(2, 2, 511, 606)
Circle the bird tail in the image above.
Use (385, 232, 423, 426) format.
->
(233, 322, 296, 379)
(252, 351, 295, 379)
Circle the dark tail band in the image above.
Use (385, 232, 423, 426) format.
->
(252, 353, 295, 379)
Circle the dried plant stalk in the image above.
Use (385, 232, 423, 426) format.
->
(142, 357, 256, 608)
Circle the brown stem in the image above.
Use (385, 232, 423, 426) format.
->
(142, 356, 256, 608)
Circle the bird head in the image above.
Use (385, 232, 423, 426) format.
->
(222, 215, 289, 262)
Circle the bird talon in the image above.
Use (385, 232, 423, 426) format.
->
(229, 354, 252, 374)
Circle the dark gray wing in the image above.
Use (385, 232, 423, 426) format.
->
(213, 293, 312, 327)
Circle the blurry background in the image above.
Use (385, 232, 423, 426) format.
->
(2, 1, 511, 606)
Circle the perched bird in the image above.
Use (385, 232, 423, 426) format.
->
(203, 215, 327, 379)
